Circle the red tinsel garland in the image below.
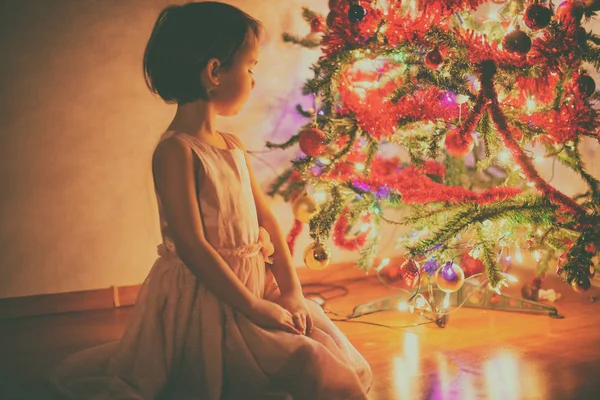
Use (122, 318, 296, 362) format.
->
(480, 61, 586, 217)
(332, 208, 370, 250)
(287, 219, 304, 256)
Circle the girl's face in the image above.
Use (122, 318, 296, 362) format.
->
(212, 31, 258, 116)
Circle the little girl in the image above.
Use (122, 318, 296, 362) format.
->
(51, 2, 372, 399)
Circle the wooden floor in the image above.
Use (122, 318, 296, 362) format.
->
(2, 265, 600, 400)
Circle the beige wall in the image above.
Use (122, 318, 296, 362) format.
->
(1, 0, 599, 299)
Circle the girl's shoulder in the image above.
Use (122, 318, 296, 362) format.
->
(219, 131, 245, 150)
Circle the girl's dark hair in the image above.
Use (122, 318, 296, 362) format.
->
(143, 2, 261, 104)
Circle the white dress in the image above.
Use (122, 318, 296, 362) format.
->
(51, 131, 372, 399)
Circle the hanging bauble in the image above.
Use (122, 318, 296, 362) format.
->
(303, 242, 332, 270)
(575, 74, 596, 97)
(399, 259, 420, 289)
(502, 27, 532, 54)
(572, 276, 591, 292)
(310, 16, 325, 33)
(292, 195, 320, 223)
(585, 242, 597, 253)
(582, 0, 600, 11)
(555, 1, 584, 25)
(435, 262, 465, 293)
(425, 48, 444, 70)
(298, 128, 327, 157)
(523, 3, 552, 30)
(445, 128, 474, 157)
(348, 3, 367, 23)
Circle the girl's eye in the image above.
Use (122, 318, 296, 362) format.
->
(248, 70, 254, 75)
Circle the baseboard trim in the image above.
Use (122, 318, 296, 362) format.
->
(0, 258, 390, 321)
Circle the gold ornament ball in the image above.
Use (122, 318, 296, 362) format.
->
(292, 195, 320, 223)
(572, 276, 591, 293)
(303, 242, 331, 270)
(435, 262, 465, 293)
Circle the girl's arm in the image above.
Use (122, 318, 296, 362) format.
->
(152, 138, 301, 334)
(228, 136, 302, 296)
(229, 135, 313, 334)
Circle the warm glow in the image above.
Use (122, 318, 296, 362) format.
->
(484, 351, 521, 400)
(498, 150, 511, 164)
(397, 300, 409, 312)
(394, 333, 420, 399)
(442, 293, 450, 309)
(313, 191, 327, 203)
(526, 97, 536, 113)
(376, 258, 390, 272)
(515, 244, 523, 263)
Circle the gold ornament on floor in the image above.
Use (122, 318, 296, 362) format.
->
(303, 242, 331, 270)
(435, 262, 465, 293)
(292, 194, 320, 223)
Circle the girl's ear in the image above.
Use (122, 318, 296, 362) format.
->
(206, 58, 220, 86)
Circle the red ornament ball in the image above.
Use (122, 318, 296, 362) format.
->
(582, 0, 600, 11)
(445, 128, 474, 157)
(425, 48, 444, 70)
(299, 128, 327, 157)
(310, 16, 325, 33)
(523, 3, 552, 30)
(576, 74, 596, 97)
(502, 28, 532, 54)
(555, 1, 584, 25)
(572, 276, 591, 293)
(585, 242, 597, 254)
(348, 3, 367, 23)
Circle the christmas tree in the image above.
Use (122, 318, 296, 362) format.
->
(267, 0, 600, 298)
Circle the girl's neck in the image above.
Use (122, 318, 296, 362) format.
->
(168, 99, 217, 139)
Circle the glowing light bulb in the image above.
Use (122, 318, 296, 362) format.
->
(526, 97, 536, 113)
(376, 258, 390, 272)
(355, 163, 365, 171)
(318, 157, 331, 165)
(515, 244, 523, 263)
(313, 191, 327, 203)
(534, 155, 544, 163)
(360, 223, 371, 232)
(498, 150, 511, 164)
(443, 293, 451, 308)
(398, 300, 409, 312)
(533, 251, 542, 262)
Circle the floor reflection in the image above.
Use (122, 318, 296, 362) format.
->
(393, 337, 546, 400)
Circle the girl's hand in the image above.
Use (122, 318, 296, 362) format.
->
(247, 298, 303, 335)
(275, 292, 314, 335)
